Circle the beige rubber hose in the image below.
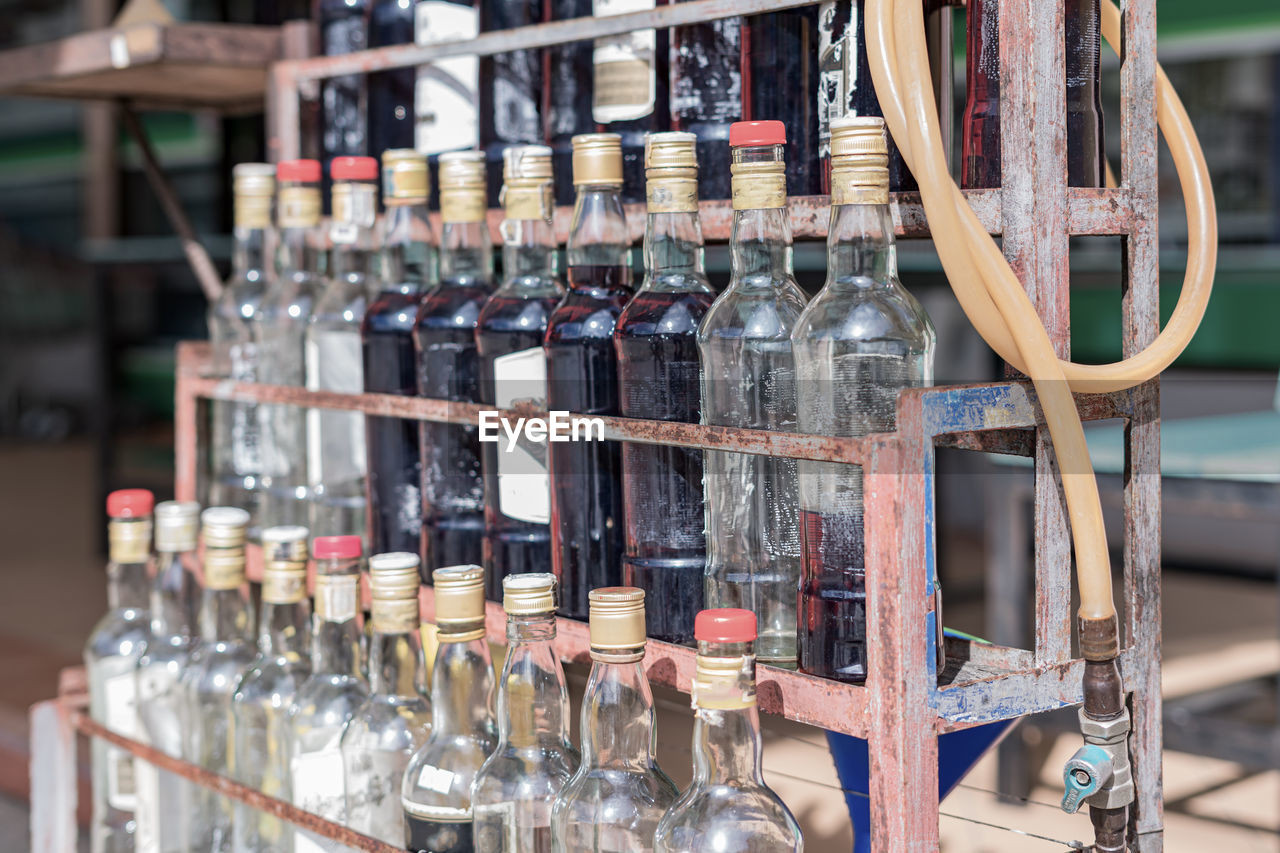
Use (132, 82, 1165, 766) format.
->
(866, 0, 1217, 622)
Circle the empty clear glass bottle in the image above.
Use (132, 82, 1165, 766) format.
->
(308, 157, 377, 544)
(653, 609, 803, 853)
(615, 132, 715, 646)
(86, 489, 153, 853)
(795, 118, 935, 684)
(551, 587, 678, 852)
(259, 160, 327, 531)
(472, 573, 580, 852)
(289, 535, 369, 853)
(134, 500, 200, 853)
(476, 145, 563, 597)
(402, 565, 498, 852)
(699, 121, 808, 668)
(231, 526, 314, 853)
(209, 164, 276, 536)
(342, 552, 432, 845)
(182, 507, 256, 853)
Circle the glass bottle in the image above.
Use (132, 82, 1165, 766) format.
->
(401, 565, 498, 852)
(208, 164, 275, 536)
(591, 0, 670, 202)
(85, 489, 152, 853)
(134, 500, 200, 853)
(341, 552, 433, 845)
(182, 507, 256, 853)
(415, 0, 480, 177)
(472, 574, 580, 852)
(699, 121, 807, 669)
(962, 0, 1105, 188)
(615, 132, 713, 645)
(653, 609, 803, 853)
(479, 0, 544, 204)
(545, 133, 633, 621)
(231, 526, 314, 853)
(817, 1, 915, 192)
(669, 6, 742, 200)
(260, 159, 326, 531)
(476, 145, 563, 599)
(743, 7, 822, 196)
(364, 149, 437, 568)
(309, 157, 377, 544)
(289, 535, 369, 853)
(545, 0, 595, 206)
(319, 0, 370, 174)
(551, 587, 678, 851)
(414, 150, 492, 574)
(795, 118, 935, 683)
(370, 0, 417, 159)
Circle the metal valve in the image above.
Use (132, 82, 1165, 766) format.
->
(1060, 744, 1114, 814)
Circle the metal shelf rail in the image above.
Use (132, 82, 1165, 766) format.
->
(29, 0, 1164, 850)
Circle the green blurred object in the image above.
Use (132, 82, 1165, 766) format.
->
(120, 345, 176, 418)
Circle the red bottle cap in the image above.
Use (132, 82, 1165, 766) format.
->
(331, 156, 378, 181)
(106, 489, 154, 519)
(729, 120, 787, 148)
(313, 535, 363, 560)
(277, 158, 321, 183)
(695, 608, 758, 643)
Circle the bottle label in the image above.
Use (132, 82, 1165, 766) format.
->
(332, 186, 378, 240)
(133, 759, 159, 853)
(493, 51, 542, 145)
(305, 329, 367, 488)
(731, 165, 787, 211)
(262, 570, 306, 604)
(439, 189, 488, 225)
(234, 195, 272, 230)
(592, 0, 657, 123)
(817, 0, 847, 160)
(502, 185, 553, 222)
(646, 178, 698, 213)
(670, 17, 741, 122)
(372, 598, 420, 634)
(314, 574, 359, 622)
(492, 347, 551, 525)
(292, 747, 346, 853)
(103, 670, 139, 811)
(278, 186, 322, 229)
(415, 2, 479, 154)
(406, 808, 474, 853)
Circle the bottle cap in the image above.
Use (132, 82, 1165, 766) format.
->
(644, 131, 697, 171)
(571, 133, 623, 186)
(368, 552, 421, 598)
(503, 144, 554, 183)
(200, 506, 250, 548)
(382, 148, 430, 202)
(829, 116, 891, 205)
(313, 535, 362, 561)
(261, 525, 309, 563)
(588, 587, 646, 658)
(502, 145, 554, 220)
(331, 156, 378, 182)
(730, 120, 786, 148)
(502, 573, 557, 616)
(154, 500, 200, 552)
(277, 158, 322, 183)
(644, 132, 698, 213)
(107, 489, 154, 519)
(439, 150, 487, 224)
(433, 565, 486, 634)
(232, 162, 276, 195)
(262, 525, 308, 604)
(695, 608, 758, 643)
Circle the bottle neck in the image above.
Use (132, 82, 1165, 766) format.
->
(232, 225, 272, 280)
(199, 587, 252, 644)
(312, 614, 363, 677)
(369, 626, 426, 698)
(579, 657, 657, 769)
(256, 598, 311, 658)
(826, 202, 897, 287)
(730, 207, 794, 285)
(278, 225, 324, 278)
(150, 549, 197, 637)
(430, 634, 494, 739)
(439, 219, 493, 284)
(107, 559, 150, 611)
(692, 705, 766, 785)
(644, 210, 707, 288)
(381, 201, 437, 294)
(499, 217, 559, 285)
(500, 614, 571, 748)
(567, 185, 630, 269)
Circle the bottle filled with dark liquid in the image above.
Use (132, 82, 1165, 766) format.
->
(477, 146, 564, 600)
(369, 0, 416, 160)
(743, 6, 822, 197)
(590, 0, 670, 203)
(363, 150, 437, 571)
(545, 134, 633, 621)
(479, 0, 544, 206)
(669, 5, 742, 200)
(416, 0, 481, 207)
(545, 0, 595, 206)
(962, 0, 1105, 188)
(415, 151, 493, 574)
(319, 0, 370, 187)
(615, 132, 715, 645)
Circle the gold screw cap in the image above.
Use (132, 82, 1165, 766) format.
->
(502, 573, 557, 616)
(829, 116, 890, 204)
(503, 145, 554, 183)
(232, 162, 275, 196)
(154, 501, 200, 552)
(382, 148, 430, 202)
(262, 524, 309, 566)
(644, 132, 697, 173)
(201, 506, 250, 548)
(572, 133, 623, 186)
(433, 564, 487, 627)
(369, 552, 422, 599)
(438, 150, 487, 191)
(588, 587, 646, 657)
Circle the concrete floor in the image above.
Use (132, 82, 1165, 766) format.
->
(1, 440, 1277, 851)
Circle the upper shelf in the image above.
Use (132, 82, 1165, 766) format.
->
(0, 22, 281, 112)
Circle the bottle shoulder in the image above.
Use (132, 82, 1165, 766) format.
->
(233, 655, 312, 700)
(473, 743, 580, 799)
(793, 277, 936, 349)
(85, 610, 149, 661)
(700, 279, 808, 340)
(616, 288, 717, 338)
(655, 782, 803, 850)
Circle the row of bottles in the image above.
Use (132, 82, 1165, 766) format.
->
(211, 116, 935, 683)
(85, 490, 802, 852)
(316, 0, 1105, 202)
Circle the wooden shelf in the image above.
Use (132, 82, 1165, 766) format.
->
(0, 22, 281, 112)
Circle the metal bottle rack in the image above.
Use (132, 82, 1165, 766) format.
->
(29, 0, 1164, 850)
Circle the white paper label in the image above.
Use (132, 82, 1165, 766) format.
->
(292, 748, 346, 852)
(492, 347, 550, 525)
(103, 671, 138, 811)
(316, 576, 359, 623)
(416, 2, 480, 154)
(415, 762, 457, 795)
(133, 760, 160, 853)
(592, 0, 657, 123)
(306, 329, 367, 488)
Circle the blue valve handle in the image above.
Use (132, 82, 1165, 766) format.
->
(1061, 744, 1114, 814)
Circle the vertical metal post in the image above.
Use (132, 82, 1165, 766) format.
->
(266, 20, 311, 163)
(29, 700, 78, 853)
(174, 343, 201, 505)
